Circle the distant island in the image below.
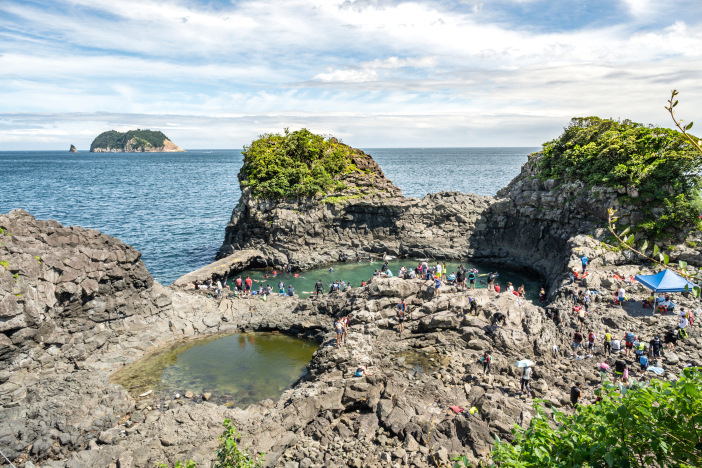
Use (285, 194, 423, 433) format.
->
(89, 129, 185, 153)
(69, 144, 78, 153)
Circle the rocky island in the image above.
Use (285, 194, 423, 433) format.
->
(69, 145, 78, 153)
(89, 129, 185, 153)
(1, 121, 701, 468)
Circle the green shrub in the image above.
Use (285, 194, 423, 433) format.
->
(0, 260, 8, 269)
(539, 117, 702, 239)
(488, 368, 702, 468)
(240, 128, 359, 199)
(156, 419, 263, 468)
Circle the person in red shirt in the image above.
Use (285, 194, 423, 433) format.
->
(244, 276, 252, 296)
(494, 283, 501, 294)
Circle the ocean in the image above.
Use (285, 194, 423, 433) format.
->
(0, 147, 538, 284)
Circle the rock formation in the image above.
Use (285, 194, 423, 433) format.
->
(89, 130, 185, 153)
(69, 145, 78, 153)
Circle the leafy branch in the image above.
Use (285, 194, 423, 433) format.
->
(665, 89, 702, 153)
(605, 90, 702, 299)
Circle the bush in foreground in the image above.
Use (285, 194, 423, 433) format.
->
(466, 368, 702, 468)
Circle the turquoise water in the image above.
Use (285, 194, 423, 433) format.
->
(0, 148, 536, 283)
(229, 258, 541, 300)
(111, 332, 319, 407)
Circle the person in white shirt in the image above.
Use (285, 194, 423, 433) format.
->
(435, 263, 443, 279)
(612, 337, 621, 353)
(618, 288, 626, 302)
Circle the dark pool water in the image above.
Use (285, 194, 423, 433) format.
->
(229, 258, 542, 300)
(110, 332, 319, 407)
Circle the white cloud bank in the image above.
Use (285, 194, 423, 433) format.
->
(1, 0, 702, 149)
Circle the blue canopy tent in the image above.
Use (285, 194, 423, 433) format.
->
(634, 269, 699, 293)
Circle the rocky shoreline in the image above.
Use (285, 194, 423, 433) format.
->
(1, 147, 701, 468)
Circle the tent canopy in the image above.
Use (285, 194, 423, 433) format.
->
(634, 269, 699, 293)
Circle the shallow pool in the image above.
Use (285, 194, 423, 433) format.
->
(110, 332, 318, 407)
(228, 258, 541, 300)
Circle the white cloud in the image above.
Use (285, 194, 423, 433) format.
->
(313, 69, 379, 82)
(1, 0, 702, 149)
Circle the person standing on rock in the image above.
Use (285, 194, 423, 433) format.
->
(603, 329, 613, 356)
(650, 336, 662, 357)
(341, 315, 350, 343)
(581, 254, 588, 274)
(570, 382, 582, 408)
(587, 330, 596, 354)
(519, 365, 533, 397)
(315, 280, 324, 296)
(613, 358, 627, 383)
(335, 319, 344, 348)
(481, 351, 492, 374)
(244, 276, 252, 296)
(573, 331, 584, 352)
(235, 276, 243, 295)
(434, 276, 443, 296)
(397, 300, 406, 333)
(468, 270, 476, 290)
(435, 262, 443, 281)
(576, 306, 587, 331)
(624, 331, 637, 358)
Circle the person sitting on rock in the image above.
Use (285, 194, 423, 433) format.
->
(287, 284, 294, 296)
(494, 283, 501, 294)
(355, 364, 372, 377)
(468, 297, 479, 316)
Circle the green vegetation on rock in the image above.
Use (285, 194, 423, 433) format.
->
(539, 117, 702, 238)
(240, 128, 358, 199)
(483, 368, 702, 468)
(90, 129, 169, 152)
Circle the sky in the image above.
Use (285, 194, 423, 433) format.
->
(1, 0, 702, 150)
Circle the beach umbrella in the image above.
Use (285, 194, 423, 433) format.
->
(516, 359, 534, 368)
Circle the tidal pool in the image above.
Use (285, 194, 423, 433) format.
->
(229, 258, 541, 300)
(110, 332, 318, 407)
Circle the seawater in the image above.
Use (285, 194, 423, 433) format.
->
(110, 332, 318, 407)
(228, 258, 541, 300)
(0, 147, 537, 284)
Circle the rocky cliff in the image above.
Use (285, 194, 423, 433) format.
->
(1, 201, 700, 468)
(69, 145, 78, 153)
(219, 146, 702, 299)
(89, 129, 185, 153)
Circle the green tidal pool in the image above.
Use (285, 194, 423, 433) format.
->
(229, 258, 541, 300)
(111, 333, 319, 408)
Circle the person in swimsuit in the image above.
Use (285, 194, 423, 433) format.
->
(341, 315, 350, 343)
(397, 300, 406, 333)
(335, 320, 344, 348)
